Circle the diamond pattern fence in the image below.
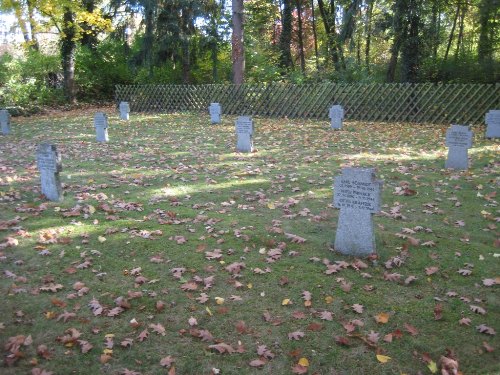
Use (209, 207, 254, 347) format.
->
(115, 83, 500, 124)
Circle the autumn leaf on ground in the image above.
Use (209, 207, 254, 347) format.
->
(284, 233, 306, 243)
(434, 303, 443, 320)
(404, 323, 419, 336)
(160, 356, 175, 368)
(249, 359, 266, 367)
(374, 312, 390, 324)
(288, 331, 305, 340)
(209, 343, 235, 354)
(352, 304, 364, 313)
(319, 311, 333, 321)
(291, 364, 308, 374)
(376, 354, 391, 363)
(149, 323, 166, 336)
(476, 324, 496, 335)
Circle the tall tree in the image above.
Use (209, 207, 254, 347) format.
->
(364, 0, 374, 71)
(296, 0, 306, 74)
(386, 0, 408, 82)
(232, 0, 244, 84)
(61, 6, 77, 102)
(279, 0, 293, 69)
(317, 0, 344, 70)
(400, 0, 420, 82)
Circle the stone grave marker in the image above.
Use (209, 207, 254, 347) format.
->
(36, 143, 63, 201)
(333, 167, 382, 256)
(119, 101, 130, 120)
(485, 110, 500, 139)
(235, 116, 253, 152)
(0, 109, 10, 135)
(94, 112, 109, 142)
(329, 105, 344, 130)
(445, 124, 473, 170)
(209, 103, 221, 124)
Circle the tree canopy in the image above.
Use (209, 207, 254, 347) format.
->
(0, 0, 498, 105)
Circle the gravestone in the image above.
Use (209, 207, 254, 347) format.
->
(119, 102, 130, 120)
(209, 103, 221, 124)
(485, 110, 500, 139)
(329, 105, 344, 130)
(36, 143, 63, 201)
(235, 116, 254, 153)
(333, 167, 382, 256)
(94, 112, 109, 142)
(445, 124, 473, 170)
(0, 109, 10, 135)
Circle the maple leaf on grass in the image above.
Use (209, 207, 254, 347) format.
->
(476, 324, 496, 335)
(288, 331, 305, 340)
(78, 340, 93, 354)
(352, 304, 364, 314)
(160, 355, 175, 368)
(291, 364, 308, 374)
(209, 343, 236, 354)
(334, 336, 350, 346)
(149, 323, 166, 336)
(285, 232, 307, 243)
(404, 323, 419, 336)
(56, 311, 76, 323)
(137, 329, 149, 342)
(319, 311, 333, 321)
(249, 359, 267, 367)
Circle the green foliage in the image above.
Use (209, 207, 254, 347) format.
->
(0, 51, 64, 110)
(75, 40, 134, 100)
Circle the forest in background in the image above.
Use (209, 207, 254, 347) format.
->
(0, 0, 498, 109)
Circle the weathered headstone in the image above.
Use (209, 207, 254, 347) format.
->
(119, 102, 130, 120)
(329, 105, 344, 130)
(94, 112, 109, 142)
(36, 143, 63, 201)
(333, 167, 382, 256)
(445, 124, 473, 170)
(209, 103, 221, 124)
(0, 109, 11, 135)
(235, 116, 254, 153)
(485, 110, 500, 139)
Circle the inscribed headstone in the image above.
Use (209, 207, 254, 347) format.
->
(485, 110, 500, 139)
(329, 105, 344, 130)
(445, 124, 473, 170)
(0, 109, 10, 135)
(209, 103, 221, 124)
(36, 143, 63, 201)
(94, 112, 109, 142)
(333, 167, 382, 256)
(235, 116, 254, 153)
(119, 102, 130, 120)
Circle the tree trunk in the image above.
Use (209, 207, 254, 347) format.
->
(143, 0, 155, 78)
(364, 0, 374, 71)
(317, 0, 343, 71)
(27, 0, 39, 50)
(61, 7, 77, 103)
(386, 0, 407, 82)
(401, 0, 420, 83)
(477, 0, 495, 63)
(310, 0, 320, 70)
(429, 0, 439, 60)
(454, 2, 467, 60)
(232, 0, 245, 84)
(296, 0, 306, 74)
(443, 2, 460, 63)
(279, 0, 293, 69)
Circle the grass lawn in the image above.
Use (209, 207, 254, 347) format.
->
(0, 107, 499, 375)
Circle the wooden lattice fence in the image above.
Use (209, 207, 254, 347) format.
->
(115, 83, 500, 124)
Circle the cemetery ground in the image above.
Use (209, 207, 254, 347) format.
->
(0, 107, 498, 375)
